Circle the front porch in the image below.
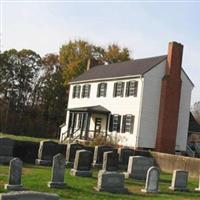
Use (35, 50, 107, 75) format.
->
(62, 105, 110, 142)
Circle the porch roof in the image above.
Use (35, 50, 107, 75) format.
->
(68, 105, 110, 114)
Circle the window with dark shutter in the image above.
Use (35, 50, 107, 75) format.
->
(97, 83, 107, 97)
(73, 85, 81, 98)
(110, 114, 121, 132)
(121, 114, 135, 133)
(113, 82, 125, 97)
(126, 81, 138, 97)
(82, 84, 91, 98)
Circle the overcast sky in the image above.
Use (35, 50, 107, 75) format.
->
(1, 1, 200, 105)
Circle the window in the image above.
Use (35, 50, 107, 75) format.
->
(109, 114, 121, 132)
(113, 82, 125, 97)
(82, 84, 91, 98)
(72, 85, 81, 98)
(125, 81, 138, 97)
(121, 115, 135, 133)
(97, 83, 107, 97)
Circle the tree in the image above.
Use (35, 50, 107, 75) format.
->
(104, 44, 130, 64)
(60, 40, 131, 85)
(41, 53, 67, 136)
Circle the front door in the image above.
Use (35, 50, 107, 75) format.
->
(94, 118, 102, 136)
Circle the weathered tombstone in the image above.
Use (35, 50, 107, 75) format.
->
(66, 143, 85, 167)
(4, 158, 23, 190)
(141, 166, 160, 193)
(93, 145, 114, 168)
(0, 138, 15, 164)
(118, 148, 135, 170)
(169, 170, 189, 191)
(0, 191, 59, 200)
(35, 140, 59, 166)
(48, 154, 66, 188)
(124, 156, 154, 180)
(195, 175, 200, 191)
(94, 170, 128, 193)
(102, 151, 119, 171)
(70, 150, 93, 177)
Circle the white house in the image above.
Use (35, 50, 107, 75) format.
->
(60, 42, 194, 154)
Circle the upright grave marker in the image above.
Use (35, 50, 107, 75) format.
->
(35, 140, 59, 166)
(125, 156, 154, 180)
(0, 191, 59, 200)
(66, 143, 85, 167)
(93, 145, 114, 168)
(141, 166, 160, 193)
(48, 154, 66, 188)
(102, 151, 118, 171)
(0, 138, 15, 164)
(70, 150, 93, 177)
(169, 170, 189, 191)
(4, 158, 23, 191)
(94, 151, 128, 193)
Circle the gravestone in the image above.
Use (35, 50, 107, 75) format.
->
(141, 166, 160, 193)
(66, 143, 85, 167)
(70, 150, 93, 177)
(93, 146, 114, 168)
(94, 170, 128, 193)
(0, 191, 59, 200)
(118, 148, 135, 170)
(169, 170, 189, 191)
(13, 140, 39, 164)
(35, 140, 59, 166)
(102, 151, 118, 171)
(4, 158, 23, 190)
(195, 175, 200, 191)
(48, 154, 66, 188)
(0, 138, 15, 164)
(125, 156, 154, 180)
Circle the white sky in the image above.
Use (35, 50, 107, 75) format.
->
(1, 1, 200, 105)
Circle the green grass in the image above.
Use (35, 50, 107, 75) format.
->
(0, 133, 58, 143)
(1, 165, 200, 199)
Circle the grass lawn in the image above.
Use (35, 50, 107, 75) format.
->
(0, 132, 58, 143)
(0, 165, 200, 200)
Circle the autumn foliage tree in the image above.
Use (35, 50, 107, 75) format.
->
(0, 40, 131, 138)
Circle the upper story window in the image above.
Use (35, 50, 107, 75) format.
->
(121, 114, 135, 133)
(125, 81, 138, 97)
(113, 82, 125, 97)
(109, 114, 121, 132)
(97, 83, 107, 97)
(72, 85, 81, 98)
(82, 84, 91, 98)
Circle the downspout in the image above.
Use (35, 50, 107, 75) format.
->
(135, 75, 144, 149)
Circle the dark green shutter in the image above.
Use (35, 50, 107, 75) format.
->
(78, 85, 81, 98)
(134, 81, 138, 97)
(113, 83, 117, 97)
(88, 85, 91, 98)
(104, 83, 107, 97)
(125, 81, 130, 97)
(117, 115, 121, 132)
(97, 84, 100, 97)
(130, 115, 135, 134)
(121, 82, 125, 97)
(121, 115, 126, 133)
(82, 85, 85, 98)
(109, 115, 113, 132)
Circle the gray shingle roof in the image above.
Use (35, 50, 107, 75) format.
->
(70, 55, 167, 83)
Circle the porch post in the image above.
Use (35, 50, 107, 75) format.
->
(105, 113, 110, 138)
(85, 112, 91, 140)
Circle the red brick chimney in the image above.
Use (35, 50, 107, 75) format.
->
(155, 42, 183, 154)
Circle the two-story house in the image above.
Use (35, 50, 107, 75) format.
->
(60, 42, 194, 154)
